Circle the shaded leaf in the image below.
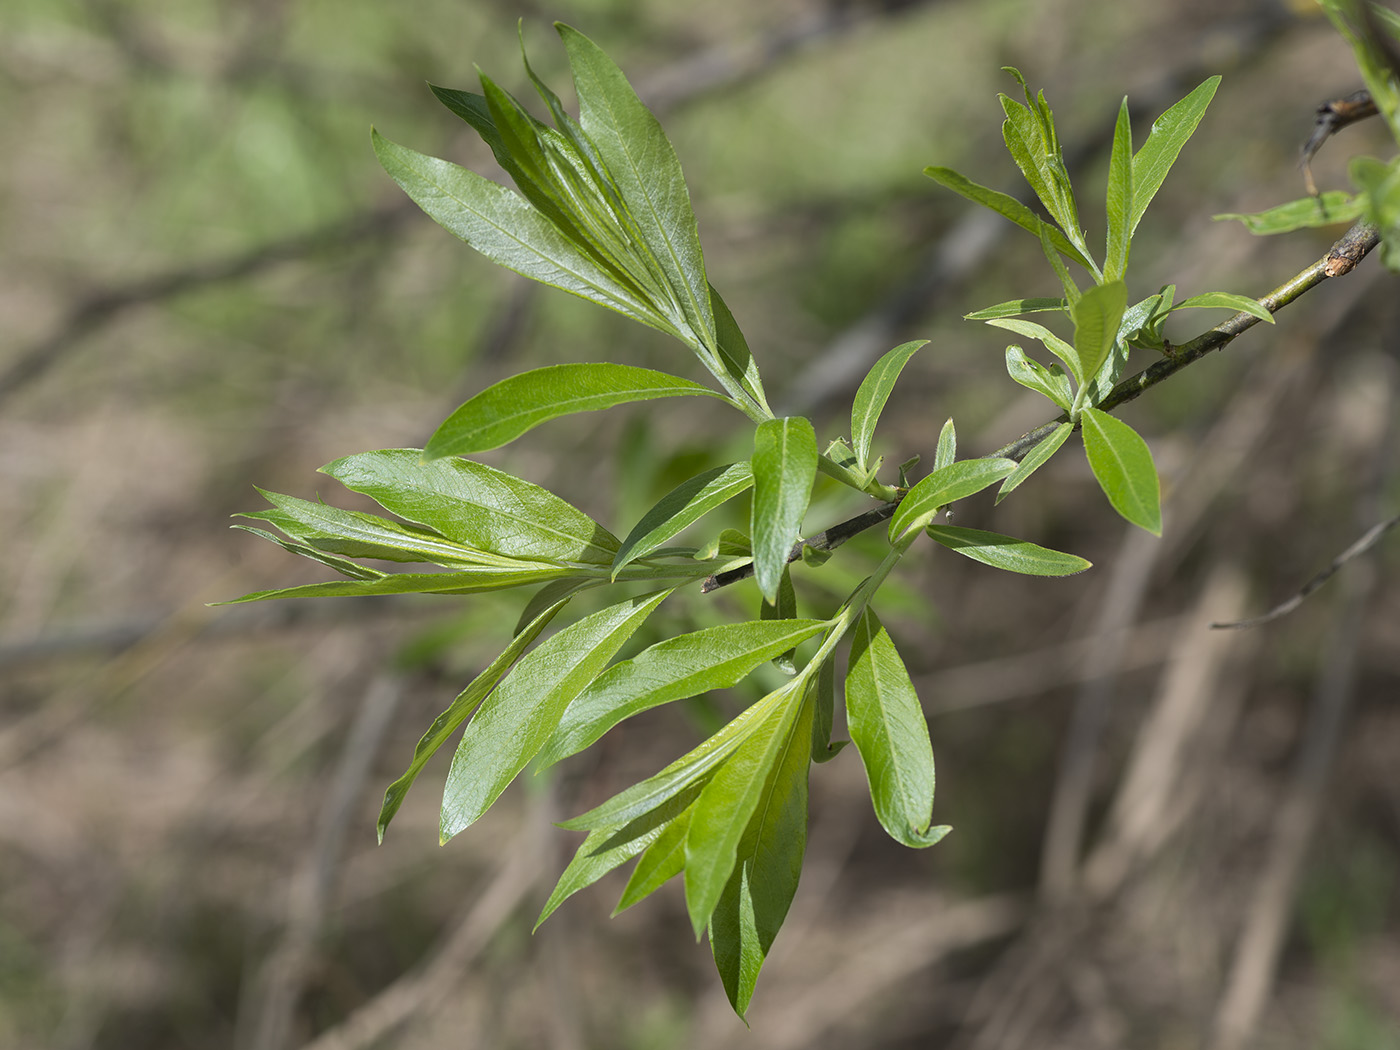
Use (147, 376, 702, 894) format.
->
(1214, 191, 1366, 234)
(615, 802, 693, 914)
(996, 422, 1073, 503)
(934, 418, 957, 471)
(1070, 280, 1128, 392)
(612, 462, 753, 577)
(1004, 346, 1073, 412)
(925, 525, 1091, 576)
(221, 565, 571, 604)
(986, 317, 1082, 385)
(1080, 407, 1162, 535)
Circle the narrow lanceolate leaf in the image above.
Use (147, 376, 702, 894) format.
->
(1080, 407, 1162, 536)
(888, 457, 1017, 541)
(965, 297, 1066, 320)
(372, 130, 664, 333)
(997, 421, 1073, 503)
(558, 24, 716, 351)
(845, 608, 948, 848)
(1105, 97, 1133, 283)
(440, 588, 672, 842)
(708, 687, 813, 1018)
(712, 286, 771, 416)
(615, 801, 693, 914)
(924, 167, 1097, 271)
(925, 526, 1091, 576)
(986, 317, 1082, 385)
(1172, 292, 1274, 323)
(612, 462, 753, 578)
(751, 417, 818, 604)
(322, 450, 620, 567)
(934, 418, 957, 471)
(810, 655, 846, 763)
(536, 786, 700, 930)
(684, 688, 803, 938)
(424, 364, 728, 458)
(220, 565, 571, 604)
(537, 617, 827, 768)
(377, 593, 572, 841)
(850, 340, 930, 468)
(1004, 346, 1074, 412)
(759, 565, 800, 674)
(1214, 191, 1368, 235)
(1070, 280, 1128, 392)
(231, 525, 385, 580)
(1131, 76, 1221, 235)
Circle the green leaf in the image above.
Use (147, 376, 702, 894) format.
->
(221, 565, 571, 604)
(925, 525, 1091, 576)
(1172, 292, 1274, 323)
(751, 417, 818, 604)
(707, 686, 813, 1018)
(850, 340, 929, 468)
(810, 655, 845, 763)
(536, 786, 700, 930)
(934, 418, 957, 471)
(537, 617, 828, 768)
(985, 317, 1082, 385)
(1037, 219, 1081, 306)
(684, 687, 804, 937)
(759, 565, 800, 674)
(1080, 407, 1162, 535)
(611, 462, 753, 578)
(964, 297, 1066, 320)
(615, 801, 693, 914)
(712, 285, 771, 415)
(231, 525, 386, 580)
(424, 364, 728, 458)
(558, 24, 716, 353)
(996, 421, 1073, 503)
(1351, 154, 1400, 271)
(888, 457, 1017, 541)
(377, 592, 572, 841)
(322, 449, 620, 567)
(372, 130, 666, 333)
(1070, 280, 1128, 394)
(1004, 346, 1074, 412)
(924, 166, 1097, 271)
(845, 608, 948, 848)
(1105, 97, 1133, 282)
(440, 588, 672, 842)
(1214, 191, 1367, 235)
(1131, 76, 1220, 235)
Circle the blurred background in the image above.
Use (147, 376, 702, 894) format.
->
(2, 0, 1399, 1047)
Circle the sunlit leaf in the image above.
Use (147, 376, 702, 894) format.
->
(934, 418, 957, 471)
(1132, 76, 1220, 235)
(1105, 97, 1133, 282)
(964, 297, 1066, 320)
(615, 801, 693, 914)
(996, 422, 1073, 503)
(1214, 191, 1367, 234)
(985, 317, 1082, 385)
(851, 340, 929, 468)
(751, 417, 817, 604)
(1172, 291, 1274, 323)
(1070, 280, 1128, 391)
(612, 462, 753, 577)
(888, 457, 1016, 541)
(1080, 407, 1162, 535)
(1004, 346, 1074, 412)
(925, 525, 1091, 576)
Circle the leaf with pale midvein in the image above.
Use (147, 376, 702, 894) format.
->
(372, 130, 667, 333)
(612, 462, 753, 578)
(423, 364, 726, 459)
(1070, 280, 1128, 391)
(810, 655, 845, 763)
(440, 588, 672, 841)
(924, 167, 1096, 271)
(378, 593, 573, 841)
(1131, 76, 1220, 235)
(850, 340, 930, 468)
(535, 785, 701, 930)
(1080, 407, 1162, 536)
(986, 317, 1082, 386)
(231, 525, 386, 581)
(322, 450, 620, 567)
(712, 286, 770, 415)
(934, 417, 957, 471)
(996, 422, 1073, 503)
(614, 801, 693, 914)
(1004, 346, 1073, 412)
(845, 608, 948, 848)
(1172, 292, 1274, 323)
(685, 681, 804, 937)
(965, 297, 1066, 320)
(1105, 97, 1133, 282)
(708, 684, 813, 1017)
(239, 496, 490, 567)
(537, 618, 827, 768)
(925, 526, 1091, 576)
(888, 457, 1016, 541)
(1214, 191, 1367, 235)
(751, 418, 817, 604)
(220, 565, 571, 604)
(558, 24, 716, 352)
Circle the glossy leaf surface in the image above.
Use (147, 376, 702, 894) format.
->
(750, 417, 817, 604)
(925, 525, 1090, 576)
(611, 462, 753, 577)
(1080, 407, 1162, 535)
(888, 457, 1016, 541)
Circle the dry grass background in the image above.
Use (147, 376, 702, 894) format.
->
(2, 1, 1398, 1048)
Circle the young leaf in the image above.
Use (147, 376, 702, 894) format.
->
(850, 340, 930, 468)
(684, 686, 803, 937)
(924, 525, 1091, 576)
(964, 297, 1066, 320)
(221, 565, 572, 604)
(888, 457, 1017, 541)
(558, 24, 717, 353)
(440, 588, 673, 842)
(377, 593, 572, 841)
(1004, 346, 1074, 412)
(1131, 76, 1220, 235)
(845, 608, 948, 848)
(1079, 407, 1162, 536)
(1105, 97, 1133, 282)
(707, 686, 813, 1017)
(615, 801, 693, 913)
(924, 167, 1097, 271)
(424, 364, 729, 458)
(759, 565, 800, 673)
(231, 525, 386, 580)
(996, 421, 1073, 502)
(1172, 292, 1275, 323)
(536, 617, 828, 767)
(985, 318, 1082, 385)
(934, 418, 957, 471)
(611, 462, 753, 578)
(1214, 191, 1366, 235)
(323, 450, 621, 567)
(751, 417, 818, 604)
(1070, 280, 1128, 394)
